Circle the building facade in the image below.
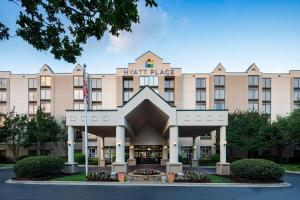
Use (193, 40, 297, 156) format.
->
(0, 51, 300, 171)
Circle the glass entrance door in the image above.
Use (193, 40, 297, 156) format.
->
(134, 145, 162, 164)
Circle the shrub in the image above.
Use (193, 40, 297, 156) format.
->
(210, 154, 220, 163)
(175, 172, 210, 183)
(88, 158, 98, 165)
(14, 156, 64, 179)
(133, 169, 160, 175)
(86, 171, 117, 182)
(74, 153, 85, 164)
(231, 159, 285, 182)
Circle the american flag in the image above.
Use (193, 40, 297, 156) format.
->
(83, 64, 88, 101)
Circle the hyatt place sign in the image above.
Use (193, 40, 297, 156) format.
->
(122, 69, 175, 76)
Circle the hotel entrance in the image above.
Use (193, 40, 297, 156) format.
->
(134, 145, 162, 164)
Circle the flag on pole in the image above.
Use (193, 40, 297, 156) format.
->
(83, 64, 89, 176)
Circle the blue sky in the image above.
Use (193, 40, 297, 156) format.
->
(0, 0, 299, 74)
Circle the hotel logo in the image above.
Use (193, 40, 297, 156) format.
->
(145, 59, 154, 68)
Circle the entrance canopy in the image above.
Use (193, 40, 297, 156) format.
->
(65, 86, 228, 137)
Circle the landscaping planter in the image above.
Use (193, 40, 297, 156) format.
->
(167, 172, 175, 183)
(118, 172, 126, 183)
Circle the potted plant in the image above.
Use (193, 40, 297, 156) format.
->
(167, 172, 175, 183)
(118, 172, 126, 183)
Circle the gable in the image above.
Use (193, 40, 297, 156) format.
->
(39, 64, 54, 74)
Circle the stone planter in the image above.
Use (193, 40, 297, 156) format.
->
(118, 172, 126, 183)
(167, 172, 175, 183)
(128, 172, 165, 181)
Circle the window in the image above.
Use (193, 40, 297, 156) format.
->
(73, 89, 83, 100)
(0, 91, 6, 101)
(40, 76, 51, 87)
(214, 76, 224, 86)
(0, 79, 6, 89)
(164, 91, 174, 102)
(28, 103, 37, 115)
(41, 102, 51, 113)
(214, 89, 225, 100)
(294, 90, 300, 101)
(248, 102, 259, 112)
(200, 146, 212, 158)
(92, 91, 102, 102)
(123, 78, 133, 89)
(262, 90, 271, 101)
(28, 78, 37, 89)
(248, 89, 259, 100)
(28, 91, 37, 101)
(196, 78, 206, 89)
(294, 78, 300, 88)
(248, 75, 259, 86)
(73, 76, 83, 87)
(123, 91, 133, 102)
(0, 103, 6, 113)
(140, 76, 158, 87)
(196, 91, 206, 102)
(165, 79, 174, 89)
(263, 78, 271, 88)
(214, 102, 225, 110)
(262, 103, 271, 114)
(88, 146, 97, 158)
(92, 103, 102, 110)
(40, 89, 51, 100)
(196, 103, 206, 110)
(181, 146, 193, 160)
(92, 78, 102, 89)
(74, 102, 84, 110)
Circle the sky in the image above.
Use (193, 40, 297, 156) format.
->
(0, 0, 299, 74)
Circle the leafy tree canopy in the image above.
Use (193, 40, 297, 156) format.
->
(0, 0, 157, 63)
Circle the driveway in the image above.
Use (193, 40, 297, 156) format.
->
(0, 168, 300, 200)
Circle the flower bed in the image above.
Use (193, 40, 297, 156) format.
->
(132, 169, 160, 175)
(175, 172, 210, 183)
(86, 171, 118, 182)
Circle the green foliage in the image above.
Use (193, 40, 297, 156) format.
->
(175, 172, 210, 183)
(24, 107, 63, 156)
(14, 156, 64, 179)
(74, 153, 85, 164)
(86, 171, 117, 182)
(0, 109, 28, 161)
(231, 159, 285, 182)
(210, 154, 220, 163)
(0, 22, 9, 40)
(2, 0, 157, 63)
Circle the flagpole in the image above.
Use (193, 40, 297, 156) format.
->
(83, 64, 88, 176)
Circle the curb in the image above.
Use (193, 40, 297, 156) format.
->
(285, 170, 300, 175)
(5, 179, 292, 188)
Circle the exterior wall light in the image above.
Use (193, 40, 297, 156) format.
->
(224, 141, 227, 146)
(173, 142, 177, 146)
(130, 145, 134, 149)
(67, 140, 73, 146)
(164, 146, 168, 149)
(117, 141, 121, 147)
(193, 146, 197, 150)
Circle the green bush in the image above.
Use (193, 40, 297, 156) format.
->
(231, 159, 285, 182)
(14, 156, 64, 179)
(210, 154, 220, 163)
(74, 153, 85, 164)
(88, 158, 98, 165)
(86, 171, 117, 182)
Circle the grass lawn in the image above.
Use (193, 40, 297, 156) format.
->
(207, 174, 233, 183)
(280, 163, 300, 172)
(0, 163, 14, 168)
(51, 173, 86, 181)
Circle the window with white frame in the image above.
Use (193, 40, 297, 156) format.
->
(73, 89, 83, 100)
(40, 76, 51, 87)
(196, 103, 206, 110)
(248, 75, 259, 86)
(196, 78, 206, 89)
(74, 102, 84, 110)
(164, 91, 174, 102)
(214, 102, 225, 110)
(40, 89, 51, 100)
(40, 102, 51, 113)
(123, 91, 133, 102)
(123, 78, 133, 89)
(0, 91, 6, 101)
(164, 79, 174, 89)
(28, 103, 37, 115)
(214, 89, 225, 100)
(92, 91, 102, 102)
(262, 90, 271, 101)
(181, 146, 193, 160)
(92, 78, 102, 89)
(262, 103, 271, 114)
(200, 146, 212, 158)
(28, 78, 37, 89)
(248, 89, 259, 100)
(0, 79, 6, 89)
(263, 78, 271, 88)
(214, 76, 225, 86)
(28, 91, 37, 101)
(73, 76, 83, 87)
(248, 102, 259, 112)
(140, 76, 158, 87)
(196, 91, 206, 102)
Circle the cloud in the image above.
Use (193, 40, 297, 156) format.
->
(106, 5, 168, 53)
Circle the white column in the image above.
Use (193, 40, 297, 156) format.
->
(129, 146, 134, 159)
(220, 126, 227, 163)
(116, 126, 125, 163)
(100, 137, 104, 159)
(162, 146, 168, 159)
(169, 126, 179, 163)
(67, 126, 75, 163)
(192, 137, 197, 160)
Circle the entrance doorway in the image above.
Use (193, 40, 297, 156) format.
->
(135, 145, 162, 164)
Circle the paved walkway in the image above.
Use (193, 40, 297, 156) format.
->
(0, 168, 300, 200)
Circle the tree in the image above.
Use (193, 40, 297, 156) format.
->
(24, 107, 62, 156)
(0, 109, 28, 161)
(226, 111, 270, 159)
(0, 0, 157, 63)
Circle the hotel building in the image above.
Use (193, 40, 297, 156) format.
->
(0, 51, 300, 174)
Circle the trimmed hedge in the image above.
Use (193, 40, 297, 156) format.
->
(231, 159, 285, 182)
(14, 156, 64, 179)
